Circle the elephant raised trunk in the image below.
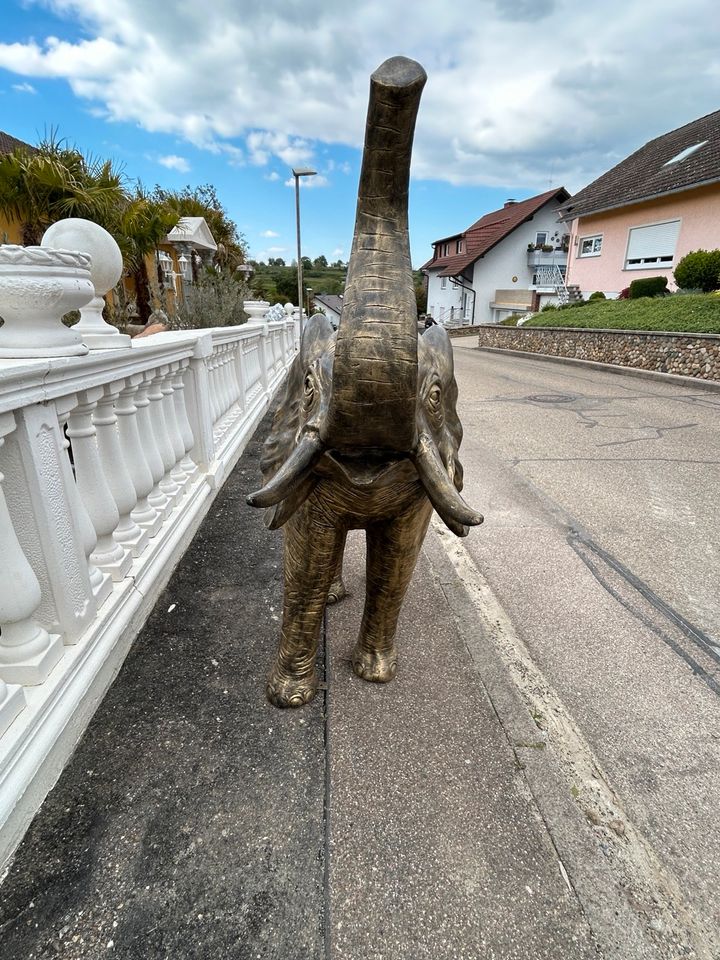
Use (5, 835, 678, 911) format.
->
(322, 56, 426, 455)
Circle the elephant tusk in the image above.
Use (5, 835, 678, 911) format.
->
(413, 433, 483, 531)
(246, 433, 325, 508)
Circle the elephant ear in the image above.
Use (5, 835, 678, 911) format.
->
(259, 314, 335, 527)
(420, 324, 465, 492)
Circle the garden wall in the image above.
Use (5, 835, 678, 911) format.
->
(476, 325, 720, 381)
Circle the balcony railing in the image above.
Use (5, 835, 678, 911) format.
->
(527, 248, 568, 268)
(0, 305, 297, 867)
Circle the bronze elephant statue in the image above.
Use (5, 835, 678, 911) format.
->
(247, 56, 482, 708)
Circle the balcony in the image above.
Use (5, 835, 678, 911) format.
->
(527, 247, 568, 268)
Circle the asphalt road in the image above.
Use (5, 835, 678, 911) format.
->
(447, 344, 720, 952)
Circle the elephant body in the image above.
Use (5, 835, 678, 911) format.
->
(247, 57, 482, 707)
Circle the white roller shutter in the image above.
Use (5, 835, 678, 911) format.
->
(626, 220, 680, 267)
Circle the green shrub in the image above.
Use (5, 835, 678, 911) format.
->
(558, 300, 587, 310)
(674, 249, 720, 292)
(540, 303, 558, 312)
(629, 276, 668, 299)
(588, 291, 606, 300)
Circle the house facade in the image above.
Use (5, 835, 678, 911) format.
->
(314, 293, 343, 326)
(560, 109, 720, 297)
(0, 131, 35, 244)
(421, 188, 570, 325)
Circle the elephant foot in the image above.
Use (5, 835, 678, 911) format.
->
(351, 643, 397, 684)
(326, 577, 348, 605)
(266, 669, 318, 708)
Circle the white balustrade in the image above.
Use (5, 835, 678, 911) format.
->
(0, 233, 297, 869)
(147, 366, 182, 508)
(67, 389, 133, 581)
(116, 376, 163, 539)
(55, 395, 113, 609)
(94, 382, 149, 557)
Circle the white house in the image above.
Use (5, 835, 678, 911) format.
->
(314, 293, 343, 326)
(421, 188, 571, 325)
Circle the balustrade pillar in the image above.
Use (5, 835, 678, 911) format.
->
(94, 382, 148, 558)
(146, 367, 181, 507)
(182, 334, 215, 471)
(66, 388, 132, 581)
(55, 396, 112, 611)
(0, 413, 64, 684)
(208, 351, 221, 424)
(115, 376, 162, 539)
(134, 374, 171, 520)
(171, 361, 198, 480)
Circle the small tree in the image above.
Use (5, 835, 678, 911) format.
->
(674, 249, 720, 293)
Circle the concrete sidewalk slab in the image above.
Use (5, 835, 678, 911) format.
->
(326, 531, 598, 960)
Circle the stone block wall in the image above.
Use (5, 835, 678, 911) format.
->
(446, 325, 479, 339)
(476, 325, 720, 381)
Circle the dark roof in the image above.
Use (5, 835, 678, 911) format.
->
(314, 293, 343, 315)
(559, 109, 720, 221)
(0, 130, 35, 156)
(420, 187, 569, 276)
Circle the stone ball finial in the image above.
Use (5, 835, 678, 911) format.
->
(284, 302, 295, 315)
(42, 218, 123, 297)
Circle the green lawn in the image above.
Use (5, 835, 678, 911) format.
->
(524, 294, 720, 334)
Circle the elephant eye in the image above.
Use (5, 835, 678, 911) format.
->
(303, 374, 315, 403)
(428, 384, 441, 407)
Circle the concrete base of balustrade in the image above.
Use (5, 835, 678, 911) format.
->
(0, 370, 288, 872)
(0, 684, 25, 738)
(0, 632, 64, 686)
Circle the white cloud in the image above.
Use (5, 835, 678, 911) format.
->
(0, 1, 718, 190)
(12, 81, 37, 94)
(264, 171, 281, 182)
(260, 229, 279, 237)
(158, 154, 191, 172)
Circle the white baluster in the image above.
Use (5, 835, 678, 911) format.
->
(66, 388, 132, 581)
(226, 345, 241, 409)
(210, 351, 221, 423)
(116, 376, 162, 539)
(94, 382, 148, 558)
(0, 677, 25, 737)
(221, 346, 234, 413)
(0, 414, 64, 684)
(55, 396, 113, 609)
(146, 367, 181, 508)
(135, 373, 171, 521)
(160, 365, 189, 494)
(171, 360, 198, 480)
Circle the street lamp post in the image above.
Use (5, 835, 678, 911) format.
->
(292, 166, 316, 334)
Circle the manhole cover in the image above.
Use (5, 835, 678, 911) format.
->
(526, 393, 577, 404)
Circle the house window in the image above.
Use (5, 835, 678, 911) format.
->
(625, 219, 680, 269)
(440, 276, 447, 289)
(579, 235, 603, 257)
(535, 231, 548, 246)
(442, 242, 450, 256)
(664, 142, 707, 165)
(456, 239, 464, 254)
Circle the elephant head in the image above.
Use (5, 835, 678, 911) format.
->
(247, 56, 482, 538)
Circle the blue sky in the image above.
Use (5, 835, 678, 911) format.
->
(1, 0, 719, 268)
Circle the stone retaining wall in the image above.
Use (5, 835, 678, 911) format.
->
(476, 325, 720, 381)
(446, 325, 479, 338)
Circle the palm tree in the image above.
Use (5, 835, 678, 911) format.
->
(113, 189, 180, 324)
(0, 135, 126, 245)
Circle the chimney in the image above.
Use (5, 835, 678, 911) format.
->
(504, 199, 517, 207)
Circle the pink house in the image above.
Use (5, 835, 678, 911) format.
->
(560, 109, 720, 297)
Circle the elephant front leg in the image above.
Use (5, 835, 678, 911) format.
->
(268, 497, 344, 708)
(352, 499, 433, 683)
(326, 530, 348, 605)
